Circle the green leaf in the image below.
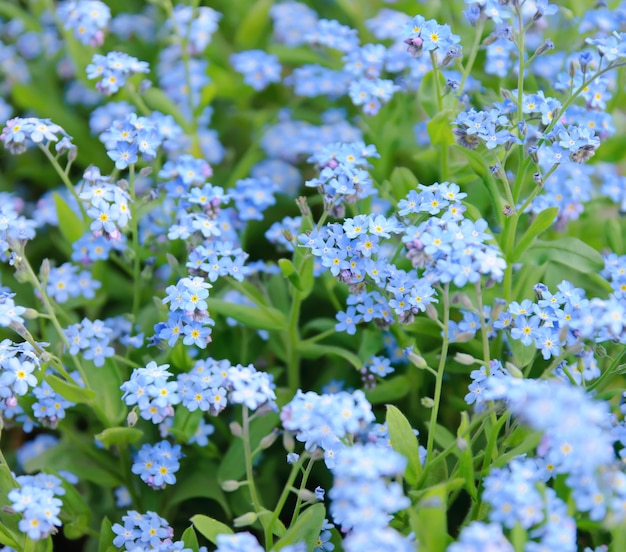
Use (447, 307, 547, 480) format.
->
(273, 503, 325, 551)
(410, 485, 449, 552)
(24, 440, 122, 488)
(279, 258, 303, 291)
(386, 405, 422, 485)
(419, 70, 445, 118)
(81, 359, 126, 426)
(508, 337, 536, 368)
(512, 207, 558, 261)
(53, 193, 86, 245)
(522, 237, 604, 274)
(0, 524, 20, 549)
(98, 517, 115, 552)
(181, 526, 200, 552)
(169, 408, 203, 443)
(297, 342, 362, 370)
(59, 481, 91, 539)
(207, 298, 287, 331)
(425, 422, 458, 458)
(169, 464, 230, 516)
(457, 413, 477, 501)
(365, 375, 410, 404)
(389, 167, 419, 199)
(357, 328, 384, 362)
(427, 110, 456, 146)
(234, 0, 273, 48)
(142, 88, 191, 133)
(606, 217, 624, 255)
(95, 427, 143, 449)
(43, 374, 96, 405)
(191, 515, 233, 545)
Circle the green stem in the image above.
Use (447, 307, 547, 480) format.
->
(128, 164, 142, 324)
(266, 453, 308, 545)
(241, 407, 264, 540)
(300, 326, 336, 344)
(38, 144, 87, 220)
(459, 19, 485, 94)
(289, 456, 315, 528)
(426, 283, 450, 462)
(285, 291, 302, 394)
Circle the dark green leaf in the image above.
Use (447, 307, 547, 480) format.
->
(512, 207, 558, 261)
(410, 485, 449, 552)
(98, 517, 115, 552)
(427, 110, 456, 147)
(170, 464, 230, 516)
(457, 413, 477, 501)
(508, 338, 536, 368)
(297, 342, 362, 370)
(81, 359, 126, 426)
(273, 503, 325, 551)
(53, 193, 86, 245)
(43, 374, 96, 405)
(181, 526, 200, 552)
(386, 404, 422, 485)
(389, 167, 419, 199)
(234, 0, 273, 48)
(365, 375, 410, 404)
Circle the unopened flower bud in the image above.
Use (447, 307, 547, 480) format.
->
(39, 258, 50, 281)
(426, 304, 439, 320)
(500, 88, 516, 102)
(505, 362, 523, 378)
(295, 196, 311, 217)
(221, 480, 241, 492)
(166, 253, 178, 269)
(454, 352, 477, 365)
(233, 512, 258, 527)
(140, 166, 152, 177)
(421, 397, 435, 408)
(259, 429, 279, 450)
(405, 347, 427, 369)
(296, 489, 317, 503)
(534, 39, 554, 56)
(127, 410, 138, 427)
(229, 421, 243, 437)
(454, 331, 476, 343)
(283, 431, 295, 452)
(533, 172, 543, 186)
(451, 293, 474, 309)
(22, 308, 39, 320)
(457, 437, 468, 451)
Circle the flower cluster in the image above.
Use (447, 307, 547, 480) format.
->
(402, 15, 462, 63)
(121, 361, 180, 424)
(132, 441, 183, 489)
(329, 444, 412, 551)
(0, 340, 40, 410)
(280, 389, 375, 468)
(64, 318, 114, 367)
(86, 51, 149, 95)
(8, 474, 65, 540)
(484, 375, 626, 521)
(230, 50, 282, 91)
(112, 510, 190, 550)
(45, 262, 102, 303)
(57, 1, 111, 47)
(103, 113, 162, 170)
(1, 117, 74, 155)
(32, 379, 76, 428)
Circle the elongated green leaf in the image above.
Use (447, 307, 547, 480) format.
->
(365, 375, 410, 404)
(98, 517, 115, 552)
(386, 405, 422, 485)
(297, 342, 362, 370)
(357, 328, 384, 362)
(389, 167, 419, 199)
(169, 465, 230, 516)
(234, 0, 273, 48)
(425, 422, 458, 458)
(191, 515, 233, 545)
(457, 413, 477, 501)
(142, 88, 191, 133)
(523, 237, 604, 274)
(181, 526, 200, 552)
(427, 109, 455, 146)
(0, 524, 19, 549)
(53, 193, 86, 245)
(44, 374, 95, 405)
(410, 486, 449, 552)
(273, 503, 325, 551)
(82, 359, 126, 426)
(508, 337, 536, 368)
(24, 441, 122, 488)
(512, 207, 558, 261)
(207, 298, 287, 331)
(95, 427, 143, 449)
